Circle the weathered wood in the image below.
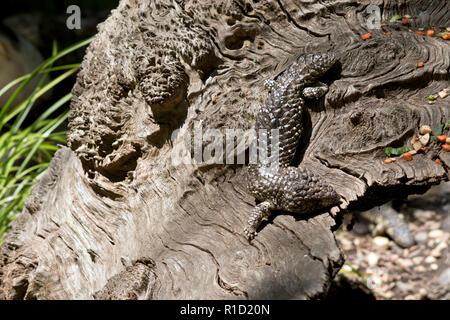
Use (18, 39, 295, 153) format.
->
(1, 0, 449, 299)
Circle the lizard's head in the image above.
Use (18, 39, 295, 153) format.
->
(305, 52, 337, 78)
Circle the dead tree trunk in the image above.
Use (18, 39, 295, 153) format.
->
(1, 0, 449, 299)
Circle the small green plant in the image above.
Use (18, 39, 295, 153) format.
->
(384, 146, 412, 157)
(389, 14, 402, 23)
(0, 37, 93, 243)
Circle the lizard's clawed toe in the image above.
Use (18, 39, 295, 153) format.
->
(243, 227, 256, 241)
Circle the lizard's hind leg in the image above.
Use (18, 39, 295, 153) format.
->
(244, 201, 273, 240)
(245, 166, 340, 241)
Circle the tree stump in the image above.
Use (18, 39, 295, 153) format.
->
(1, 0, 449, 299)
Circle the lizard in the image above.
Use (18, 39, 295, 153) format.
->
(358, 203, 415, 248)
(244, 52, 341, 240)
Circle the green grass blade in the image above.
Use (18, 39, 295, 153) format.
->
(33, 93, 72, 128)
(0, 64, 80, 102)
(4, 68, 78, 124)
(0, 36, 92, 130)
(0, 74, 30, 101)
(0, 37, 92, 242)
(16, 112, 68, 176)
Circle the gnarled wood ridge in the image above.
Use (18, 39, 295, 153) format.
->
(1, 0, 449, 299)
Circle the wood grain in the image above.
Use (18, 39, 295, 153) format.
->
(1, 0, 448, 299)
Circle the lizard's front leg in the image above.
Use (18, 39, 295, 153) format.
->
(302, 81, 329, 100)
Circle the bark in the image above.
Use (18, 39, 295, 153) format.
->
(1, 0, 449, 299)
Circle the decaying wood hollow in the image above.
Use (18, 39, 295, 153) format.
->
(0, 0, 449, 299)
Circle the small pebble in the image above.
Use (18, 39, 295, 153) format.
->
(418, 288, 428, 298)
(425, 221, 440, 230)
(384, 291, 394, 299)
(373, 236, 390, 249)
(414, 265, 427, 273)
(429, 230, 444, 239)
(414, 231, 428, 244)
(398, 258, 413, 268)
(424, 256, 436, 264)
(402, 248, 410, 258)
(396, 281, 414, 294)
(427, 239, 437, 248)
(430, 264, 439, 271)
(413, 209, 434, 222)
(340, 238, 353, 251)
(405, 295, 417, 300)
(436, 267, 450, 286)
(430, 250, 442, 258)
(409, 249, 422, 258)
(430, 242, 447, 258)
(391, 244, 404, 255)
(342, 264, 353, 272)
(367, 252, 380, 266)
(412, 256, 424, 265)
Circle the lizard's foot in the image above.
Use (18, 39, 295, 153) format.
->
(302, 81, 328, 100)
(244, 201, 273, 241)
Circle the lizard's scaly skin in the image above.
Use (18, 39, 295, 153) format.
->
(360, 204, 415, 248)
(245, 53, 340, 240)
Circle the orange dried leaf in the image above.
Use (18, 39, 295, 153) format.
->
(435, 159, 443, 165)
(419, 147, 427, 152)
(403, 152, 413, 161)
(362, 33, 372, 40)
(427, 30, 435, 37)
(443, 34, 450, 40)
(384, 158, 394, 164)
(437, 135, 448, 143)
(417, 62, 424, 67)
(415, 31, 425, 36)
(443, 144, 450, 152)
(384, 32, 393, 35)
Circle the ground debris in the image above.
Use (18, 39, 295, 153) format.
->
(334, 182, 450, 300)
